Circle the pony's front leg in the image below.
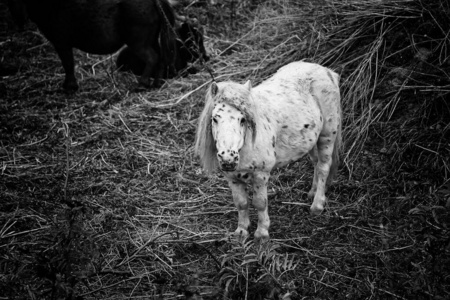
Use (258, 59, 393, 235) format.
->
(228, 180, 250, 239)
(252, 172, 270, 240)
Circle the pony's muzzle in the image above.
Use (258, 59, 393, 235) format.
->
(220, 161, 237, 172)
(217, 152, 239, 171)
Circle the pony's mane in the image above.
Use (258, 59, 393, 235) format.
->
(195, 81, 259, 173)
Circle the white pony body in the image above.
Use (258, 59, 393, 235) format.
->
(195, 61, 341, 240)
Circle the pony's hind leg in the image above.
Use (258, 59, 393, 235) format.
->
(228, 180, 250, 240)
(308, 145, 319, 199)
(310, 135, 336, 215)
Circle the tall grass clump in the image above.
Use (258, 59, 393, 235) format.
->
(218, 240, 298, 299)
(259, 0, 449, 181)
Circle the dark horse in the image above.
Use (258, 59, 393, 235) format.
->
(8, 0, 178, 91)
(116, 21, 209, 77)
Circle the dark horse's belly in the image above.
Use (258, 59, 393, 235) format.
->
(35, 10, 126, 53)
(68, 31, 125, 55)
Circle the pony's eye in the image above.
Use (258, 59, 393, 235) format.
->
(212, 117, 218, 124)
(240, 118, 246, 125)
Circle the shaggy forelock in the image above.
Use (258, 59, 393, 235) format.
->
(212, 82, 258, 144)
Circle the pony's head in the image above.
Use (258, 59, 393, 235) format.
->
(195, 80, 257, 173)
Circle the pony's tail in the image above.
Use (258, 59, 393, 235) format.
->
(156, 0, 177, 77)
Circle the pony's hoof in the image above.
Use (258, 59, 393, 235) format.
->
(234, 228, 249, 242)
(310, 204, 324, 215)
(138, 76, 153, 88)
(254, 228, 269, 242)
(62, 80, 79, 92)
(152, 78, 168, 89)
(131, 84, 148, 93)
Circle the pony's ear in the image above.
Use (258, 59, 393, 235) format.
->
(210, 82, 219, 96)
(243, 80, 252, 90)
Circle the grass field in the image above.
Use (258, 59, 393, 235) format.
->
(1, 0, 449, 299)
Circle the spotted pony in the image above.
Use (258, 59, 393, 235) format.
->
(195, 61, 342, 240)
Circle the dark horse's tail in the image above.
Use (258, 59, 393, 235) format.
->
(156, 0, 177, 78)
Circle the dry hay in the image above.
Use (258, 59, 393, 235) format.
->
(263, 0, 450, 175)
(0, 0, 449, 299)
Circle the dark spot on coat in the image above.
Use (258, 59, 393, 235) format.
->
(272, 136, 275, 148)
(304, 124, 309, 128)
(282, 125, 288, 128)
(300, 129, 305, 138)
(333, 131, 337, 134)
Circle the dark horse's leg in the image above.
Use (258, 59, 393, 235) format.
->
(53, 45, 78, 91)
(133, 45, 160, 87)
(122, 14, 161, 87)
(116, 47, 145, 75)
(120, 0, 176, 88)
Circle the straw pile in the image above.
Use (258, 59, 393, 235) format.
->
(266, 0, 450, 175)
